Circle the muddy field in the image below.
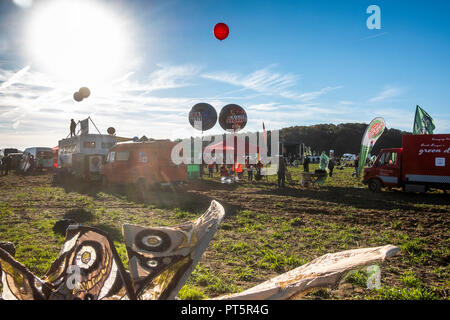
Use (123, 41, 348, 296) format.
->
(0, 166, 448, 299)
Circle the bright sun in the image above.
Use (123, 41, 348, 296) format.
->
(26, 0, 131, 85)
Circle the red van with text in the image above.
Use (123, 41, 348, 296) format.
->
(363, 134, 450, 192)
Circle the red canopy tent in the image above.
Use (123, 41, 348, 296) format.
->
(203, 136, 265, 154)
(203, 136, 266, 168)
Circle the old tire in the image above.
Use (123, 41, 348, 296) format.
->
(368, 179, 382, 193)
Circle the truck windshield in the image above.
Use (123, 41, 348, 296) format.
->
(37, 151, 53, 159)
(378, 152, 398, 166)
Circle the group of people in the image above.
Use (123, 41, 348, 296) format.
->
(202, 158, 266, 182)
(200, 152, 352, 188)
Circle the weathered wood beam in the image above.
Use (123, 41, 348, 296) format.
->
(215, 245, 399, 300)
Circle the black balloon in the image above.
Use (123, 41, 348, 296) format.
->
(79, 87, 91, 98)
(188, 103, 217, 131)
(219, 104, 247, 132)
(73, 91, 83, 102)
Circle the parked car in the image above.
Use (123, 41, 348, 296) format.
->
(0, 148, 20, 161)
(100, 140, 187, 188)
(7, 152, 23, 170)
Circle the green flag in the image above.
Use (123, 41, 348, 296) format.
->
(319, 151, 330, 171)
(413, 105, 435, 134)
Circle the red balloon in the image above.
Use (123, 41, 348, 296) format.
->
(214, 23, 229, 41)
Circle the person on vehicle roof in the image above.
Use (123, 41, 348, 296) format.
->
(70, 119, 77, 137)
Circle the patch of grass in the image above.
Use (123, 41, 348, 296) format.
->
(306, 288, 331, 299)
(16, 245, 59, 275)
(114, 241, 129, 269)
(257, 248, 307, 271)
(374, 286, 437, 300)
(232, 266, 255, 281)
(432, 266, 449, 279)
(289, 217, 303, 226)
(271, 231, 284, 239)
(178, 285, 207, 300)
(0, 202, 13, 217)
(229, 241, 250, 253)
(190, 265, 239, 295)
(392, 219, 402, 230)
(174, 208, 195, 219)
(400, 270, 423, 288)
(345, 270, 368, 287)
(401, 238, 426, 255)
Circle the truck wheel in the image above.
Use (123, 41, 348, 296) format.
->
(368, 179, 382, 193)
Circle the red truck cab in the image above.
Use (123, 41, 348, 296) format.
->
(363, 134, 450, 192)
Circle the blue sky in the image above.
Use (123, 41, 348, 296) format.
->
(1, 0, 449, 149)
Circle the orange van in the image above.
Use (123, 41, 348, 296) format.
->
(100, 140, 187, 187)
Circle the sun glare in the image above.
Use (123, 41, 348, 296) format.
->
(26, 0, 131, 85)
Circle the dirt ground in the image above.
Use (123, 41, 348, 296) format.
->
(0, 167, 449, 299)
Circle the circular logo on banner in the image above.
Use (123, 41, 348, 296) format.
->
(188, 103, 217, 131)
(368, 119, 385, 139)
(219, 104, 247, 132)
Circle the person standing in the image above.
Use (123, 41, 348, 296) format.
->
(303, 156, 310, 172)
(0, 157, 4, 175)
(277, 156, 286, 187)
(3, 155, 11, 175)
(208, 163, 214, 178)
(29, 155, 35, 172)
(70, 119, 77, 137)
(256, 160, 263, 176)
(354, 155, 360, 177)
(328, 157, 335, 177)
(37, 155, 44, 172)
(247, 164, 253, 181)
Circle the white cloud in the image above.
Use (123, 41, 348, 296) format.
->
(12, 0, 33, 9)
(281, 86, 343, 102)
(202, 65, 298, 96)
(369, 86, 403, 102)
(202, 65, 342, 103)
(0, 65, 30, 89)
(247, 103, 279, 111)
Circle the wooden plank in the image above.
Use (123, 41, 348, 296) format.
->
(214, 245, 399, 300)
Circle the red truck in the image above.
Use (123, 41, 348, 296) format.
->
(363, 134, 450, 192)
